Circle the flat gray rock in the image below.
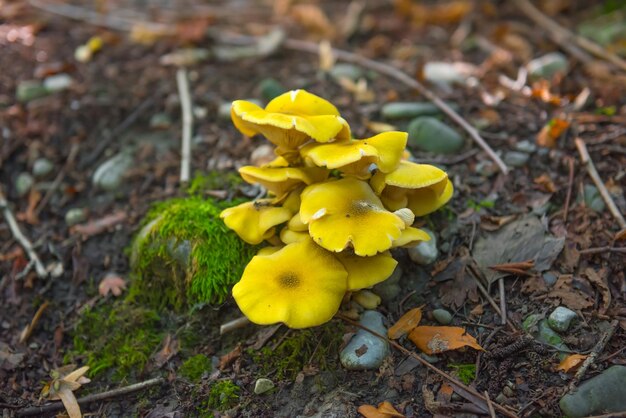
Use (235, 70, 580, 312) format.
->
(340, 310, 389, 370)
(560, 366, 626, 417)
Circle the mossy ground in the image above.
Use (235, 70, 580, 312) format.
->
(179, 354, 213, 383)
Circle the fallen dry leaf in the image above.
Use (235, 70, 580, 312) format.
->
(388, 307, 422, 339)
(395, 0, 472, 26)
(153, 334, 179, 369)
(358, 400, 405, 418)
(219, 344, 242, 370)
(584, 268, 611, 315)
(19, 301, 49, 343)
(435, 249, 479, 309)
(534, 173, 557, 193)
(290, 4, 335, 38)
(98, 273, 127, 297)
(537, 117, 569, 148)
(41, 365, 90, 418)
(71, 211, 127, 237)
(547, 275, 594, 310)
(408, 326, 483, 355)
(557, 354, 588, 373)
(16, 188, 41, 225)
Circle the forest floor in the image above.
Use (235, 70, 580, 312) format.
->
(1, 1, 625, 417)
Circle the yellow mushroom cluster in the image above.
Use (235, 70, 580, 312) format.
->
(220, 89, 453, 329)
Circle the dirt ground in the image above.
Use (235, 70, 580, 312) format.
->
(1, 1, 625, 417)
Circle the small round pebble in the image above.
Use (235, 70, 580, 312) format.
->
(254, 378, 275, 395)
(33, 158, 54, 178)
(432, 309, 452, 325)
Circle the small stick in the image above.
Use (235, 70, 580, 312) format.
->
(563, 156, 575, 223)
(579, 246, 626, 255)
(575, 138, 626, 229)
(283, 38, 509, 175)
(569, 319, 619, 392)
(336, 313, 519, 418)
(16, 377, 165, 417)
(484, 391, 497, 418)
(34, 142, 79, 217)
(19, 301, 49, 343)
(513, 0, 626, 72)
(498, 278, 507, 326)
(176, 68, 193, 184)
(467, 264, 516, 332)
(0, 190, 47, 278)
(220, 316, 250, 335)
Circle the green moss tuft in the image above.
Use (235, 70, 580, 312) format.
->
(448, 363, 476, 385)
(248, 321, 344, 380)
(130, 197, 257, 311)
(205, 380, 240, 411)
(68, 301, 164, 380)
(179, 354, 212, 382)
(187, 172, 243, 196)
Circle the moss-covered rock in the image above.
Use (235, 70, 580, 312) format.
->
(129, 197, 256, 311)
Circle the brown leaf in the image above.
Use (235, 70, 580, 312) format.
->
(537, 117, 569, 148)
(290, 4, 335, 38)
(615, 228, 626, 241)
(534, 174, 557, 193)
(408, 326, 483, 355)
(358, 401, 405, 418)
(16, 189, 41, 225)
(19, 301, 49, 343)
(547, 275, 593, 310)
(557, 354, 588, 373)
(388, 308, 422, 339)
(479, 214, 517, 231)
(219, 344, 242, 370)
(71, 211, 127, 237)
(396, 0, 473, 26)
(153, 334, 179, 369)
(56, 386, 82, 418)
(584, 268, 611, 315)
(436, 250, 479, 309)
(98, 273, 127, 297)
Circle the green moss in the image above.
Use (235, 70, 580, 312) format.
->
(448, 363, 476, 385)
(248, 321, 344, 380)
(129, 197, 257, 311)
(68, 301, 164, 380)
(179, 354, 212, 382)
(187, 172, 242, 196)
(205, 380, 240, 411)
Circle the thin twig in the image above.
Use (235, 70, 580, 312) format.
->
(579, 246, 626, 255)
(568, 319, 619, 392)
(575, 138, 626, 229)
(563, 156, 574, 223)
(176, 68, 193, 184)
(512, 0, 626, 72)
(467, 264, 516, 332)
(498, 278, 507, 326)
(484, 391, 497, 418)
(0, 190, 47, 278)
(282, 38, 509, 175)
(336, 313, 519, 418)
(16, 377, 165, 416)
(220, 316, 250, 335)
(34, 143, 79, 217)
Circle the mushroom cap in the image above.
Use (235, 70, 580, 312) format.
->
(239, 166, 329, 199)
(336, 251, 398, 290)
(300, 178, 406, 256)
(230, 90, 351, 159)
(232, 238, 348, 328)
(363, 131, 408, 173)
(370, 160, 448, 195)
(279, 227, 309, 244)
(299, 139, 379, 179)
(220, 199, 292, 244)
(287, 213, 308, 232)
(392, 226, 431, 248)
(407, 178, 454, 217)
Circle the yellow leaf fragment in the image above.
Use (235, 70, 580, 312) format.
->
(408, 326, 483, 355)
(388, 307, 422, 339)
(358, 400, 405, 418)
(557, 354, 588, 373)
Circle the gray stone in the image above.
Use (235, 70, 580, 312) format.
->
(560, 366, 626, 418)
(254, 378, 275, 395)
(32, 158, 54, 178)
(43, 74, 73, 93)
(329, 63, 363, 82)
(258, 78, 286, 102)
(583, 184, 606, 212)
(149, 113, 172, 130)
(514, 140, 537, 154)
(381, 102, 456, 120)
(373, 265, 402, 303)
(15, 172, 34, 197)
(542, 272, 558, 287)
(527, 52, 569, 79)
(537, 320, 569, 353)
(504, 151, 530, 167)
(432, 309, 452, 325)
(548, 306, 577, 332)
(340, 310, 389, 370)
(92, 152, 133, 191)
(407, 228, 438, 265)
(407, 117, 464, 154)
(423, 62, 468, 85)
(16, 80, 48, 102)
(65, 208, 87, 226)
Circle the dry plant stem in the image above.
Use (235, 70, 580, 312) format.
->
(498, 278, 507, 326)
(563, 156, 574, 222)
(568, 319, 619, 392)
(575, 138, 626, 229)
(579, 246, 626, 255)
(220, 316, 250, 335)
(19, 301, 49, 343)
(0, 190, 47, 278)
(283, 38, 509, 175)
(512, 0, 626, 72)
(16, 377, 165, 417)
(336, 314, 519, 418)
(176, 68, 193, 184)
(468, 265, 516, 332)
(484, 391, 497, 418)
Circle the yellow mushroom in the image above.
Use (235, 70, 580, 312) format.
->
(370, 160, 450, 211)
(335, 250, 398, 290)
(220, 199, 292, 244)
(231, 90, 351, 161)
(287, 213, 308, 232)
(300, 178, 406, 256)
(239, 166, 329, 199)
(391, 226, 432, 248)
(232, 238, 348, 328)
(407, 177, 454, 216)
(279, 227, 309, 244)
